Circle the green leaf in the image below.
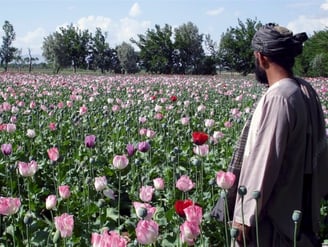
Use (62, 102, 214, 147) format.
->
(106, 207, 119, 221)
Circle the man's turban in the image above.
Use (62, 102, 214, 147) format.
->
(251, 23, 308, 57)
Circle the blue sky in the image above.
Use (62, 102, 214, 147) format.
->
(1, 0, 328, 58)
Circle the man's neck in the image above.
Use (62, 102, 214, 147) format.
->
(266, 64, 292, 87)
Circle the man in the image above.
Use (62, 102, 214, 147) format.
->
(212, 23, 328, 246)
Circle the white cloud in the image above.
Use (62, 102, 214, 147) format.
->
(129, 2, 141, 17)
(14, 27, 47, 55)
(110, 17, 151, 47)
(56, 15, 150, 48)
(206, 7, 224, 16)
(321, 0, 328, 10)
(11, 14, 151, 58)
(287, 15, 328, 35)
(76, 16, 112, 33)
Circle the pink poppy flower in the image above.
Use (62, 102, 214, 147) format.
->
(54, 213, 74, 238)
(0, 197, 21, 215)
(154, 113, 163, 120)
(6, 123, 16, 133)
(45, 195, 57, 210)
(193, 144, 209, 156)
(146, 129, 156, 139)
(94, 176, 107, 192)
(136, 219, 159, 245)
(154, 104, 162, 112)
(139, 128, 147, 135)
(79, 105, 88, 115)
(224, 121, 233, 128)
(112, 105, 120, 112)
(204, 119, 215, 128)
(153, 177, 165, 190)
(57, 101, 64, 109)
(29, 101, 36, 109)
(58, 185, 71, 199)
(139, 185, 155, 202)
(112, 155, 129, 170)
(176, 175, 195, 192)
(138, 116, 147, 124)
(49, 122, 56, 131)
(2, 102, 11, 111)
(184, 204, 203, 225)
(213, 131, 224, 140)
(216, 170, 236, 190)
(17, 160, 38, 177)
(47, 147, 59, 161)
(181, 117, 190, 125)
(26, 129, 36, 138)
(180, 221, 201, 246)
(91, 230, 128, 247)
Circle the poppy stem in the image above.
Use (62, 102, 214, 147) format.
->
(118, 170, 122, 233)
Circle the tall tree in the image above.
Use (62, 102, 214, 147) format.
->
(295, 29, 328, 77)
(25, 48, 39, 72)
(88, 28, 121, 73)
(0, 20, 17, 71)
(116, 42, 138, 74)
(174, 22, 205, 74)
(218, 18, 262, 75)
(131, 24, 174, 74)
(42, 24, 91, 73)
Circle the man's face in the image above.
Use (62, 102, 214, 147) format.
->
(254, 57, 268, 85)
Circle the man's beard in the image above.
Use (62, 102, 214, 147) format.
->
(255, 58, 268, 85)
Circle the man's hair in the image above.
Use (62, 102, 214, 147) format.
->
(267, 53, 296, 74)
(252, 23, 308, 72)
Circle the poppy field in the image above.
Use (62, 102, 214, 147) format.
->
(0, 73, 327, 246)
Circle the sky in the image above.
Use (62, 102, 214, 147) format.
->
(1, 0, 328, 59)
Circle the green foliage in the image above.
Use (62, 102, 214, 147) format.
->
(42, 25, 121, 74)
(174, 22, 205, 74)
(116, 42, 139, 74)
(218, 18, 262, 75)
(42, 24, 87, 73)
(0, 20, 17, 72)
(131, 24, 174, 74)
(295, 29, 328, 77)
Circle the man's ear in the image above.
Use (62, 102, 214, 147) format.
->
(257, 53, 270, 69)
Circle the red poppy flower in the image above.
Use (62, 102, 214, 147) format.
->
(170, 95, 177, 102)
(174, 199, 193, 217)
(192, 132, 208, 145)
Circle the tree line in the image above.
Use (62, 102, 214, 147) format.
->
(1, 19, 328, 76)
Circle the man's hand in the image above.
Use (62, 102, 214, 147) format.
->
(232, 222, 251, 246)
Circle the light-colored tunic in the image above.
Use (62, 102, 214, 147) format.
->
(233, 78, 323, 246)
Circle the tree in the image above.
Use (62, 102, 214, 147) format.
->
(42, 24, 91, 73)
(174, 22, 205, 74)
(89, 28, 110, 73)
(25, 48, 39, 72)
(42, 31, 70, 73)
(116, 42, 138, 73)
(13, 48, 24, 71)
(131, 24, 174, 74)
(295, 29, 328, 77)
(0, 20, 17, 71)
(202, 34, 218, 75)
(218, 18, 262, 75)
